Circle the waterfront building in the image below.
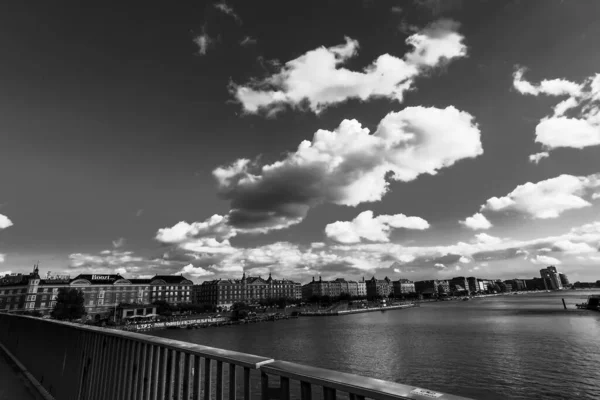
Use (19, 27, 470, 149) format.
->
(0, 266, 193, 319)
(525, 277, 548, 291)
(366, 276, 393, 299)
(194, 273, 301, 309)
(449, 277, 469, 294)
(414, 280, 450, 297)
(559, 273, 569, 286)
(467, 277, 479, 293)
(301, 276, 366, 300)
(505, 279, 526, 291)
(392, 279, 416, 297)
(540, 266, 563, 290)
(504, 282, 513, 292)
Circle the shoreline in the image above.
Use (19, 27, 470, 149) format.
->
(299, 303, 416, 316)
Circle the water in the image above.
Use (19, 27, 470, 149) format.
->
(150, 291, 600, 400)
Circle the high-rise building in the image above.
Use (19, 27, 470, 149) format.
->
(540, 266, 563, 290)
(559, 273, 570, 286)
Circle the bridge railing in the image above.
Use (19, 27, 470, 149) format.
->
(0, 313, 473, 400)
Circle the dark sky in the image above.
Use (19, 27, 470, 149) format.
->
(1, 0, 599, 283)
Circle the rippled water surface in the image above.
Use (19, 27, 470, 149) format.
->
(151, 291, 600, 400)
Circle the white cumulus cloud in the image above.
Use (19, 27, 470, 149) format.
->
(0, 214, 13, 229)
(179, 264, 214, 277)
(530, 255, 562, 265)
(210, 106, 481, 233)
(529, 152, 549, 164)
(481, 173, 600, 219)
(513, 68, 600, 153)
(232, 19, 466, 115)
(325, 210, 429, 244)
(459, 212, 492, 230)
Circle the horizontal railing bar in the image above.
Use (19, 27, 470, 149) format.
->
(261, 360, 471, 400)
(4, 314, 273, 369)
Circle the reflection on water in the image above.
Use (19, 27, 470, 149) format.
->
(151, 291, 600, 400)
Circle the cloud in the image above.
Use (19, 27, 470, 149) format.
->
(240, 36, 256, 46)
(593, 193, 600, 200)
(68, 250, 145, 269)
(481, 173, 600, 219)
(434, 263, 446, 270)
(214, 1, 242, 24)
(458, 256, 471, 263)
(0, 269, 10, 275)
(232, 19, 466, 115)
(178, 264, 214, 277)
(0, 255, 5, 263)
(136, 209, 144, 217)
(0, 214, 13, 229)
(391, 6, 402, 13)
(156, 215, 237, 244)
(112, 237, 126, 248)
(530, 255, 562, 265)
(325, 210, 429, 244)
(211, 106, 481, 233)
(459, 212, 492, 230)
(529, 152, 549, 164)
(552, 240, 596, 254)
(193, 27, 213, 56)
(155, 217, 600, 282)
(513, 68, 600, 153)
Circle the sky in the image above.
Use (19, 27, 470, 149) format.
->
(1, 0, 600, 284)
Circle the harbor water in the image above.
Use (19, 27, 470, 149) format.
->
(151, 290, 600, 400)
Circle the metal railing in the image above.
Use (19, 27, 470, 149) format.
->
(0, 313, 473, 400)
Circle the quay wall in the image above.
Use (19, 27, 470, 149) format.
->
(300, 303, 416, 316)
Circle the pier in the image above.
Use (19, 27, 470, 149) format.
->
(0, 312, 473, 400)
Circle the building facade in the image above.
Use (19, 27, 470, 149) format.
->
(449, 277, 469, 294)
(366, 277, 393, 299)
(559, 273, 570, 286)
(392, 279, 416, 297)
(301, 277, 367, 300)
(0, 267, 193, 319)
(540, 266, 563, 290)
(194, 273, 301, 309)
(414, 280, 450, 296)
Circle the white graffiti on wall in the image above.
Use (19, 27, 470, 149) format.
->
(129, 317, 229, 331)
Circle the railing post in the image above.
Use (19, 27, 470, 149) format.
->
(243, 367, 251, 400)
(261, 372, 269, 400)
(192, 355, 202, 400)
(300, 381, 312, 400)
(204, 358, 212, 400)
(123, 340, 136, 400)
(323, 387, 336, 400)
(183, 353, 193, 400)
(216, 360, 224, 400)
(150, 345, 161, 400)
(175, 351, 184, 400)
(134, 343, 148, 399)
(157, 347, 169, 400)
(280, 377, 290, 400)
(144, 344, 155, 400)
(167, 349, 176, 399)
(229, 363, 237, 400)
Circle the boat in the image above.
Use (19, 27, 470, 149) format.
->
(577, 295, 600, 311)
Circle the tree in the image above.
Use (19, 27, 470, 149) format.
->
(51, 288, 86, 321)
